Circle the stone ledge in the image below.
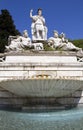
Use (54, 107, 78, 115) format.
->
(0, 50, 77, 56)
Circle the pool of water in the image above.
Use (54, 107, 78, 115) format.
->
(0, 106, 83, 130)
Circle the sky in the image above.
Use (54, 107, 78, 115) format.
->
(0, 0, 83, 40)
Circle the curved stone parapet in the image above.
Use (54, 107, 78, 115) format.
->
(0, 78, 83, 98)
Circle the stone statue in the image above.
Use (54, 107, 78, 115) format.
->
(60, 32, 82, 51)
(5, 30, 32, 51)
(5, 30, 44, 51)
(33, 42, 44, 50)
(48, 30, 66, 49)
(48, 31, 83, 52)
(30, 8, 48, 41)
(5, 9, 83, 53)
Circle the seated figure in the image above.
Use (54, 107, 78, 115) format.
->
(30, 8, 48, 41)
(5, 30, 32, 51)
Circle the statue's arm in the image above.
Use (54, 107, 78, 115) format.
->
(39, 17, 45, 25)
(30, 9, 37, 22)
(42, 17, 45, 25)
(48, 37, 54, 43)
(61, 37, 68, 43)
(30, 9, 33, 18)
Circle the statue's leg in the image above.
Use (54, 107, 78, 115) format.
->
(36, 30, 40, 39)
(35, 25, 40, 39)
(44, 26, 48, 40)
(42, 30, 45, 39)
(42, 26, 47, 40)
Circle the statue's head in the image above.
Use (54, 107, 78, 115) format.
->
(37, 8, 42, 16)
(23, 30, 28, 38)
(60, 32, 65, 38)
(53, 30, 59, 38)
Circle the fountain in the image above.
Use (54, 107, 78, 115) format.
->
(0, 8, 83, 110)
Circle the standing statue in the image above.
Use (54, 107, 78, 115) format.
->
(30, 8, 48, 41)
(5, 30, 32, 51)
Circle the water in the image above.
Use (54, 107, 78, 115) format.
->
(0, 107, 83, 130)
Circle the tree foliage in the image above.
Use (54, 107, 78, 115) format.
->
(71, 39, 83, 49)
(0, 9, 21, 53)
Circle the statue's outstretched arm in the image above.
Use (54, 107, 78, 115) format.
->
(30, 9, 33, 18)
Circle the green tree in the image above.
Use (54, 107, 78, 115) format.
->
(71, 39, 83, 49)
(0, 9, 21, 52)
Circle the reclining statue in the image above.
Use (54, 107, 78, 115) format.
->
(30, 8, 48, 41)
(48, 30, 66, 49)
(60, 32, 82, 51)
(5, 30, 32, 51)
(5, 30, 44, 51)
(48, 30, 82, 52)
